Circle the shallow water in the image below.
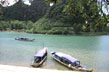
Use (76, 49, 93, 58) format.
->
(0, 32, 109, 72)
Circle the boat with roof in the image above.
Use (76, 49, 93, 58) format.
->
(51, 51, 94, 72)
(31, 48, 47, 67)
(15, 37, 35, 41)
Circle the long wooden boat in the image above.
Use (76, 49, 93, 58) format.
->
(15, 37, 35, 41)
(31, 48, 47, 67)
(51, 51, 94, 72)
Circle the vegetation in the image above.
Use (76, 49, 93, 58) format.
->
(0, 0, 109, 35)
(2, 0, 48, 22)
(32, 17, 74, 34)
(0, 20, 34, 31)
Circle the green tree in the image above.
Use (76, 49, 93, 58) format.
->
(3, 0, 28, 21)
(2, 0, 48, 22)
(28, 0, 48, 22)
(0, 5, 2, 19)
(63, 0, 106, 32)
(99, 0, 108, 23)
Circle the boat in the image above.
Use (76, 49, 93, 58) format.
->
(31, 48, 47, 67)
(15, 37, 35, 41)
(51, 51, 94, 72)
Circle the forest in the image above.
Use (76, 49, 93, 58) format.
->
(0, 0, 109, 35)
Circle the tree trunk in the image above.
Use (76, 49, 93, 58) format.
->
(100, 0, 108, 24)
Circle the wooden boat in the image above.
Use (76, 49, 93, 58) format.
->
(15, 37, 35, 41)
(31, 48, 47, 67)
(51, 51, 94, 72)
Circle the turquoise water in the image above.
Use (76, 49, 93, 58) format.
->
(0, 32, 109, 72)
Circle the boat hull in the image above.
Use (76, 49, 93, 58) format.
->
(31, 56, 47, 67)
(15, 38, 35, 41)
(31, 48, 47, 67)
(51, 53, 93, 72)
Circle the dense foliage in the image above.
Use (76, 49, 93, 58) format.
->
(2, 0, 48, 22)
(0, 20, 34, 32)
(0, 0, 109, 35)
(46, 0, 109, 33)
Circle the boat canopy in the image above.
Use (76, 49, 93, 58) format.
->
(55, 52, 79, 63)
(19, 37, 30, 39)
(34, 48, 47, 57)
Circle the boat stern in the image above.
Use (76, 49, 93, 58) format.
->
(31, 62, 40, 67)
(78, 66, 94, 72)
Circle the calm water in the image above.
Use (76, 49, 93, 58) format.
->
(0, 32, 109, 72)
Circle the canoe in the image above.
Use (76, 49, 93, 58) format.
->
(51, 51, 94, 72)
(15, 37, 35, 41)
(31, 48, 47, 67)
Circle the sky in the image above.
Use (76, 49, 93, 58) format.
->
(0, 0, 31, 6)
(0, 0, 108, 15)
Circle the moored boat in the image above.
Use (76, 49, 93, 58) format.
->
(31, 48, 47, 67)
(15, 37, 35, 41)
(51, 51, 94, 72)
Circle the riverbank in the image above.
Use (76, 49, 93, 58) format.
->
(0, 18, 109, 36)
(0, 64, 76, 72)
(0, 30, 109, 36)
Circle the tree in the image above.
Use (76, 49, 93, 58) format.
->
(99, 0, 109, 23)
(0, 5, 2, 19)
(63, 0, 106, 32)
(2, 0, 28, 21)
(2, 0, 48, 22)
(28, 0, 48, 22)
(0, 0, 5, 19)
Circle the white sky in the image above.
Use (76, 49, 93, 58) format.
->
(50, 2, 54, 6)
(23, 0, 31, 5)
(0, 0, 31, 6)
(8, 0, 16, 6)
(103, 7, 109, 15)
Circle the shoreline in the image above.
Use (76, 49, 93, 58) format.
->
(0, 64, 75, 72)
(0, 30, 109, 36)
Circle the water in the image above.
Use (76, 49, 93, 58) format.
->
(0, 32, 109, 72)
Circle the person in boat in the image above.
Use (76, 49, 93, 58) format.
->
(68, 64, 72, 69)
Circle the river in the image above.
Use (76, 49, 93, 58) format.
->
(0, 32, 109, 72)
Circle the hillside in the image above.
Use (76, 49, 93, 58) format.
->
(0, 0, 109, 35)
